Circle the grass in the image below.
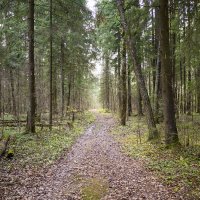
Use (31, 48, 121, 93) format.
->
(81, 177, 108, 200)
(0, 111, 95, 170)
(112, 115, 200, 199)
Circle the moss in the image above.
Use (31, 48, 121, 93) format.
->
(81, 178, 108, 200)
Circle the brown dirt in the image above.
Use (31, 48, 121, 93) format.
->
(0, 112, 182, 200)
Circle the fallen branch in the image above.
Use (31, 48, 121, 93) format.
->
(0, 135, 10, 158)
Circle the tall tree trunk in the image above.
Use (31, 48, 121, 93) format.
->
(127, 63, 132, 116)
(197, 67, 200, 113)
(116, 0, 159, 140)
(49, 0, 53, 129)
(9, 68, 17, 117)
(105, 54, 110, 110)
(154, 5, 162, 123)
(186, 0, 192, 115)
(67, 76, 71, 109)
(27, 0, 36, 133)
(61, 38, 65, 118)
(0, 69, 2, 117)
(120, 36, 127, 125)
(137, 83, 143, 116)
(117, 32, 122, 113)
(159, 0, 178, 144)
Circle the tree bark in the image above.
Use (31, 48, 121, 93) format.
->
(49, 0, 53, 129)
(137, 83, 143, 116)
(9, 68, 17, 117)
(116, 0, 159, 140)
(159, 0, 178, 144)
(117, 32, 122, 113)
(61, 38, 65, 118)
(105, 54, 110, 110)
(27, 0, 36, 133)
(0, 69, 2, 117)
(120, 36, 127, 125)
(127, 63, 132, 116)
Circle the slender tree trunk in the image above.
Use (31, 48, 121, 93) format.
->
(67, 77, 71, 109)
(27, 0, 36, 133)
(105, 54, 110, 110)
(137, 83, 143, 116)
(0, 69, 2, 117)
(61, 38, 65, 118)
(9, 68, 17, 117)
(159, 0, 178, 145)
(49, 0, 53, 129)
(197, 67, 200, 113)
(127, 63, 132, 116)
(53, 68, 57, 115)
(186, 0, 192, 115)
(116, 0, 159, 139)
(120, 35, 127, 125)
(117, 33, 122, 113)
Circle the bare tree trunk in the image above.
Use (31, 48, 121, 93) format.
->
(137, 83, 143, 116)
(49, 0, 53, 129)
(159, 0, 178, 145)
(61, 38, 65, 118)
(186, 0, 192, 115)
(196, 67, 200, 113)
(27, 0, 36, 133)
(117, 33, 122, 113)
(0, 69, 2, 117)
(105, 54, 110, 110)
(116, 0, 159, 140)
(120, 36, 127, 125)
(67, 76, 71, 109)
(9, 69, 17, 117)
(127, 63, 132, 116)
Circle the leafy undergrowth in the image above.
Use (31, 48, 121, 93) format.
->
(112, 116, 200, 199)
(0, 111, 95, 171)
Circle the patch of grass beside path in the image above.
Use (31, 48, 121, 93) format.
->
(0, 111, 95, 170)
(111, 116, 200, 199)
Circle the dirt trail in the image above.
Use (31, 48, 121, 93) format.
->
(1, 113, 180, 200)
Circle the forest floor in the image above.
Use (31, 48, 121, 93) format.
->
(0, 111, 184, 200)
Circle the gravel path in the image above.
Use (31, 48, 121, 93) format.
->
(1, 113, 180, 200)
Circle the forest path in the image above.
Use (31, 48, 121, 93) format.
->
(5, 112, 178, 200)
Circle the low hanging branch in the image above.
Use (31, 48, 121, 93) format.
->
(115, 0, 159, 140)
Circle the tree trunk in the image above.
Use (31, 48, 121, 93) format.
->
(49, 0, 53, 129)
(127, 63, 132, 116)
(27, 0, 36, 133)
(105, 54, 110, 110)
(9, 69, 17, 117)
(120, 36, 127, 125)
(116, 0, 159, 140)
(0, 69, 2, 117)
(159, 0, 178, 145)
(117, 33, 122, 113)
(67, 77, 71, 109)
(137, 83, 143, 116)
(196, 67, 200, 113)
(61, 38, 65, 118)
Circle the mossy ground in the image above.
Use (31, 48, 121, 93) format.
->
(0, 111, 95, 170)
(81, 177, 108, 200)
(112, 115, 200, 199)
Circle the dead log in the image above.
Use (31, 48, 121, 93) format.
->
(0, 135, 10, 158)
